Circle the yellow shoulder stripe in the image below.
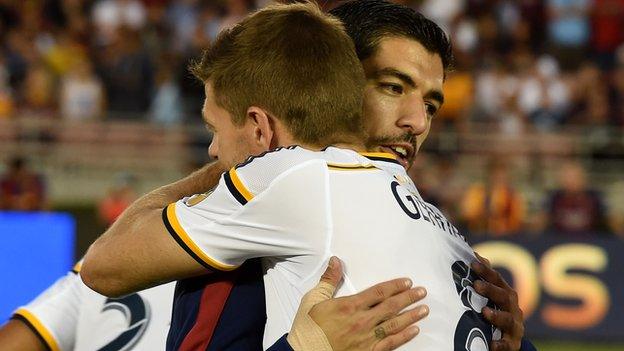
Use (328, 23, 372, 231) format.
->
(14, 308, 60, 351)
(229, 168, 254, 202)
(165, 204, 239, 271)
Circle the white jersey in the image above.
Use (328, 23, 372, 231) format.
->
(12, 263, 175, 351)
(164, 146, 499, 351)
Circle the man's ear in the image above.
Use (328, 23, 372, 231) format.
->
(246, 106, 275, 151)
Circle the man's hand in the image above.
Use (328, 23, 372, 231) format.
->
(287, 257, 429, 351)
(472, 252, 525, 351)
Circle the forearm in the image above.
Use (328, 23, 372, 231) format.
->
(82, 161, 225, 296)
(126, 161, 225, 215)
(0, 320, 48, 351)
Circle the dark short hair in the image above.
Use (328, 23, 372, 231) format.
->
(190, 2, 367, 146)
(330, 0, 453, 74)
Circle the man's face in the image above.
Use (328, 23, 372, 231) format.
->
(203, 83, 258, 168)
(362, 37, 445, 169)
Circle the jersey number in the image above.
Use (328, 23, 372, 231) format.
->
(451, 261, 500, 351)
(98, 293, 151, 351)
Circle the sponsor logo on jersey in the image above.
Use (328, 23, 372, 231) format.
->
(184, 191, 213, 207)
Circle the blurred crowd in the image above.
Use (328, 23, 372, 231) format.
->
(1, 0, 623, 237)
(422, 0, 624, 135)
(0, 0, 623, 132)
(0, 156, 46, 211)
(409, 154, 623, 238)
(0, 0, 624, 134)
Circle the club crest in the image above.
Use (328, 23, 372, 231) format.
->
(184, 191, 213, 207)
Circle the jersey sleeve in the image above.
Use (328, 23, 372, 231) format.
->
(11, 267, 83, 351)
(162, 150, 329, 271)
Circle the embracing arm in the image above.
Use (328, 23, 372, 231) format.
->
(0, 320, 48, 351)
(81, 162, 225, 297)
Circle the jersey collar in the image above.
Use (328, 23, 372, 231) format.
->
(359, 152, 401, 165)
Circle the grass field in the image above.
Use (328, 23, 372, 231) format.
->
(534, 340, 624, 351)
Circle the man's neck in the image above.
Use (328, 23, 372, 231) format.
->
(273, 121, 367, 153)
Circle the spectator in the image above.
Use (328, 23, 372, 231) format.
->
(218, 0, 254, 32)
(460, 158, 525, 236)
(590, 0, 624, 70)
(409, 155, 465, 224)
(407, 153, 440, 208)
(95, 26, 154, 118)
(518, 55, 571, 131)
(20, 62, 55, 117)
(141, 0, 170, 57)
(150, 60, 182, 125)
(97, 172, 138, 227)
(42, 33, 87, 76)
(608, 61, 624, 127)
(419, 0, 464, 33)
(195, 2, 225, 44)
(60, 59, 105, 120)
(607, 180, 624, 238)
(451, 13, 479, 57)
(546, 0, 591, 70)
(167, 0, 202, 54)
(92, 0, 147, 45)
(543, 161, 610, 236)
(473, 60, 517, 123)
(569, 61, 604, 123)
(0, 156, 46, 211)
(0, 53, 14, 118)
(473, 58, 528, 135)
(519, 0, 547, 52)
(437, 65, 474, 131)
(4, 29, 33, 93)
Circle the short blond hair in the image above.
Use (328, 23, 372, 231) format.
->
(190, 1, 366, 146)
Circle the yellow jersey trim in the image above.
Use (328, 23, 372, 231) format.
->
(229, 168, 254, 202)
(359, 151, 401, 166)
(165, 204, 239, 271)
(359, 152, 397, 160)
(327, 163, 378, 171)
(71, 261, 82, 273)
(14, 308, 60, 351)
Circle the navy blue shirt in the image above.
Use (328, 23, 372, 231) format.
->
(166, 260, 266, 351)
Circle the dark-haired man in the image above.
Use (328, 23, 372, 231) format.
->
(329, 2, 532, 349)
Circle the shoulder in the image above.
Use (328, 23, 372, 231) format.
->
(224, 146, 325, 205)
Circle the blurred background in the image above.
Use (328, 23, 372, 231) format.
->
(0, 0, 622, 350)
